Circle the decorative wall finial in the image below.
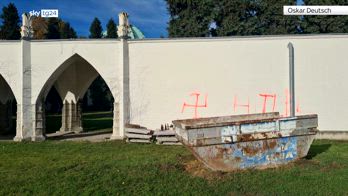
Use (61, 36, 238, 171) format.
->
(117, 12, 130, 39)
(21, 13, 34, 39)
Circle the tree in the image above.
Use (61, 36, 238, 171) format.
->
(106, 18, 118, 38)
(33, 17, 77, 39)
(83, 76, 113, 111)
(59, 21, 77, 39)
(46, 18, 60, 39)
(165, 0, 303, 37)
(214, 0, 260, 36)
(257, 0, 299, 35)
(166, 0, 215, 37)
(0, 3, 20, 40)
(214, 0, 300, 36)
(67, 24, 77, 38)
(89, 17, 102, 38)
(302, 0, 348, 33)
(32, 17, 48, 39)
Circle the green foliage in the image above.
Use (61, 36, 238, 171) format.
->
(46, 18, 78, 39)
(302, 0, 348, 33)
(166, 0, 301, 37)
(83, 76, 114, 112)
(60, 22, 77, 39)
(46, 18, 61, 39)
(166, 0, 348, 36)
(215, 0, 261, 36)
(166, 0, 215, 37)
(0, 3, 20, 40)
(106, 18, 118, 38)
(257, 0, 300, 35)
(0, 140, 347, 195)
(89, 17, 103, 38)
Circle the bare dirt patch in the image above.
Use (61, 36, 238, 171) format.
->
(183, 159, 227, 180)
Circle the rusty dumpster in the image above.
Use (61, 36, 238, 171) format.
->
(172, 112, 318, 171)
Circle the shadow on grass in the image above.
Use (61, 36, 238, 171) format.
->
(305, 143, 331, 159)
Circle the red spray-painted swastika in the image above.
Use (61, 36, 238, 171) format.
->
(259, 94, 277, 113)
(233, 95, 250, 114)
(181, 92, 208, 118)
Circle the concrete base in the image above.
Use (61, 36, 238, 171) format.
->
(31, 135, 46, 142)
(73, 127, 83, 134)
(316, 131, 348, 140)
(110, 134, 124, 140)
(58, 127, 83, 134)
(13, 136, 31, 142)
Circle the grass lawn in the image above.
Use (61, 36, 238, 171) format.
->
(45, 111, 113, 133)
(0, 140, 347, 195)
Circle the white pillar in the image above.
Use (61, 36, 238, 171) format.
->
(59, 99, 83, 133)
(111, 39, 129, 140)
(32, 103, 46, 141)
(14, 39, 36, 141)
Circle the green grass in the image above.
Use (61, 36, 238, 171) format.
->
(45, 111, 113, 133)
(0, 140, 347, 195)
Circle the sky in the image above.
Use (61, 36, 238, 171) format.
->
(0, 0, 170, 38)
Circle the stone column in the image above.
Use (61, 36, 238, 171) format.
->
(59, 100, 82, 133)
(111, 102, 122, 139)
(14, 39, 35, 141)
(32, 103, 46, 141)
(14, 104, 23, 140)
(110, 37, 129, 140)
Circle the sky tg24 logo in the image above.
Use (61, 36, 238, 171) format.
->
(29, 9, 59, 18)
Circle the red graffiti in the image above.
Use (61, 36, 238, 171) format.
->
(296, 103, 301, 113)
(233, 95, 250, 114)
(285, 89, 289, 117)
(180, 90, 302, 117)
(181, 92, 208, 118)
(259, 94, 277, 113)
(283, 89, 301, 117)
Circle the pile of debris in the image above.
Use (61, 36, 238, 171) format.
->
(153, 124, 181, 145)
(125, 123, 181, 145)
(125, 124, 153, 143)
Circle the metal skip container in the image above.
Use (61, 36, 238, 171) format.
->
(173, 112, 318, 171)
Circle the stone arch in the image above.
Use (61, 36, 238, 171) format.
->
(0, 74, 17, 135)
(35, 53, 115, 135)
(36, 53, 115, 102)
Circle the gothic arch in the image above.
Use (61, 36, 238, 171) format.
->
(36, 53, 115, 103)
(0, 74, 17, 134)
(35, 53, 115, 134)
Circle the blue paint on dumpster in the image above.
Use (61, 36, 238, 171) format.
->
(226, 137, 298, 169)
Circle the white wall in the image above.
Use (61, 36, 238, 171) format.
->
(128, 35, 348, 131)
(1, 36, 348, 133)
(30, 40, 122, 104)
(0, 41, 21, 103)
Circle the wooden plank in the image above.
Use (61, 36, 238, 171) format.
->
(126, 133, 152, 139)
(126, 128, 152, 135)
